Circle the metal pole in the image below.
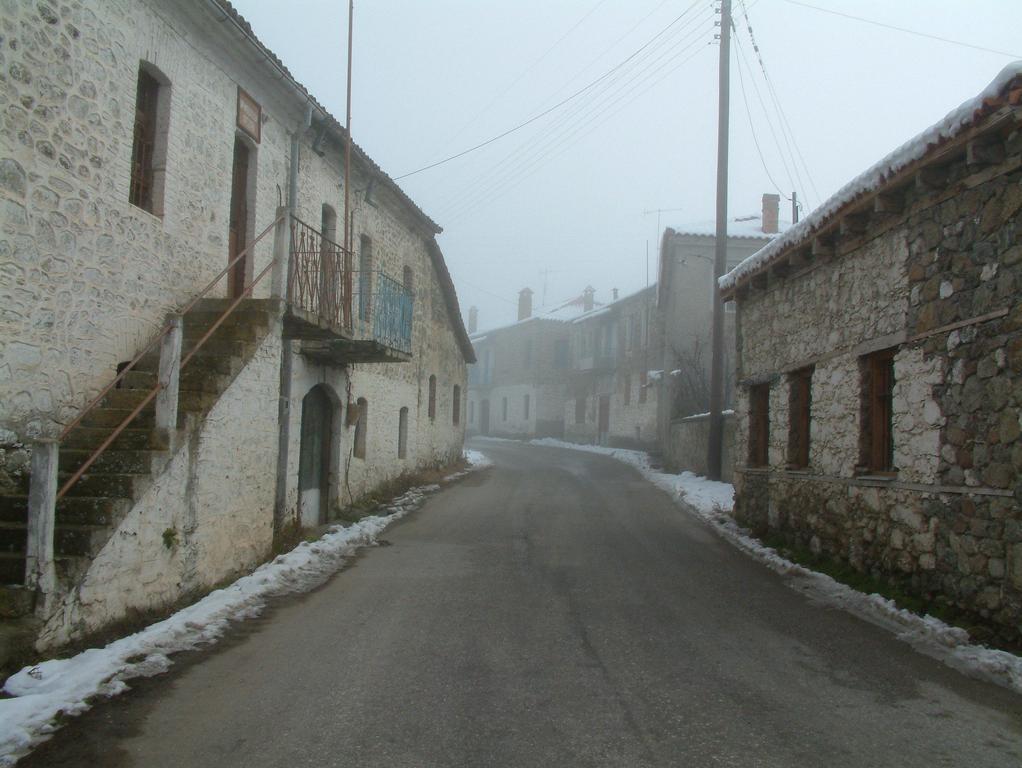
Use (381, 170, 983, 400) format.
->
(792, 190, 799, 224)
(343, 0, 354, 254)
(707, 0, 731, 481)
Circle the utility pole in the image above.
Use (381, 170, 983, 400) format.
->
(707, 0, 731, 481)
(342, 0, 354, 327)
(792, 190, 799, 224)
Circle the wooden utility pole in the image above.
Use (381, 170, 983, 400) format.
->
(707, 0, 731, 481)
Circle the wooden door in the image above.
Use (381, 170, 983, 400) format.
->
(298, 386, 331, 527)
(228, 138, 250, 298)
(598, 395, 610, 445)
(480, 399, 490, 436)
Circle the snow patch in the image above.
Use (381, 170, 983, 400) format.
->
(0, 450, 493, 766)
(524, 438, 1022, 696)
(720, 60, 1022, 293)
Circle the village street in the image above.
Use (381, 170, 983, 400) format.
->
(20, 441, 1020, 768)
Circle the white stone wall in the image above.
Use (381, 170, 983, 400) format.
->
(0, 0, 292, 440)
(39, 326, 282, 647)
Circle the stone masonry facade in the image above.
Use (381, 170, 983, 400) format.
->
(729, 99, 1022, 644)
(0, 0, 471, 648)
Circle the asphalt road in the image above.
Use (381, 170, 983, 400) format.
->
(23, 441, 1022, 767)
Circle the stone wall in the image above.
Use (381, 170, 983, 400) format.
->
(733, 148, 1022, 643)
(39, 323, 282, 647)
(668, 412, 735, 482)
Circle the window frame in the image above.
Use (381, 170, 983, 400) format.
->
(787, 367, 813, 469)
(747, 383, 770, 467)
(860, 348, 897, 473)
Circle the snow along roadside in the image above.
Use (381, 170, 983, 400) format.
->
(518, 437, 1022, 695)
(0, 449, 494, 767)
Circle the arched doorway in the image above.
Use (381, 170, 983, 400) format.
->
(298, 385, 333, 527)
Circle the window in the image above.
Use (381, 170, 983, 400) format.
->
(359, 235, 373, 321)
(129, 63, 170, 215)
(575, 395, 586, 425)
(403, 265, 414, 296)
(553, 339, 569, 368)
(353, 397, 368, 459)
(639, 370, 648, 404)
(523, 394, 530, 420)
(861, 349, 896, 472)
(748, 383, 770, 467)
(524, 339, 533, 367)
(453, 386, 461, 425)
(398, 407, 409, 459)
(469, 400, 475, 424)
(502, 397, 508, 421)
(623, 374, 631, 406)
(428, 375, 437, 420)
(787, 367, 813, 468)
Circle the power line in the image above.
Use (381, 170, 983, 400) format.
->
(441, 0, 612, 151)
(438, 28, 712, 224)
(394, 1, 709, 181)
(782, 0, 1022, 59)
(442, 40, 713, 227)
(436, 8, 713, 223)
(733, 40, 787, 198)
(736, 0, 820, 204)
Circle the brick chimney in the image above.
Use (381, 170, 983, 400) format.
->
(468, 306, 478, 334)
(762, 193, 780, 234)
(583, 286, 595, 312)
(518, 288, 533, 321)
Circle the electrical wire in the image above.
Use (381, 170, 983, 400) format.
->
(442, 38, 713, 227)
(782, 0, 1022, 59)
(736, 0, 820, 204)
(441, 0, 612, 151)
(394, 0, 709, 180)
(733, 35, 787, 199)
(437, 21, 713, 224)
(435, 8, 714, 222)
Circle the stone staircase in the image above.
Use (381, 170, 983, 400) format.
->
(0, 299, 277, 627)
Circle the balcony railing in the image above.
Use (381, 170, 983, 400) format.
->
(287, 215, 413, 354)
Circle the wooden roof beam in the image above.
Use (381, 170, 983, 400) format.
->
(840, 212, 870, 236)
(811, 237, 834, 259)
(967, 135, 1007, 166)
(874, 191, 905, 214)
(915, 165, 948, 193)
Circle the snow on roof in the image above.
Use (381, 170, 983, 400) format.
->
(570, 284, 656, 324)
(470, 292, 604, 340)
(672, 214, 789, 240)
(720, 61, 1022, 294)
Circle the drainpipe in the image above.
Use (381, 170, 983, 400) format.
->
(273, 108, 311, 535)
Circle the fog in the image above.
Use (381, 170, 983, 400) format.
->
(231, 0, 1022, 331)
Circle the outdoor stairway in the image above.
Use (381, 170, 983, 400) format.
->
(0, 299, 277, 620)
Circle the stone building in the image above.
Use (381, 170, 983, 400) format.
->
(720, 64, 1022, 643)
(466, 288, 593, 439)
(656, 196, 784, 477)
(563, 285, 661, 447)
(0, 0, 472, 651)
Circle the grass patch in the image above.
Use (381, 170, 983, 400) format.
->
(759, 532, 1021, 654)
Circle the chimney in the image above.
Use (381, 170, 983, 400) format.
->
(517, 287, 533, 321)
(612, 288, 619, 301)
(762, 193, 780, 234)
(468, 306, 478, 334)
(582, 285, 595, 312)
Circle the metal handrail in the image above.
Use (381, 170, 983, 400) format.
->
(55, 212, 286, 500)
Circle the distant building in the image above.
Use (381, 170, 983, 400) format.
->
(720, 64, 1022, 644)
(564, 286, 661, 447)
(657, 194, 785, 478)
(466, 288, 589, 439)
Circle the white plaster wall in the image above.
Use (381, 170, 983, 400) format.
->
(0, 0, 293, 439)
(39, 326, 282, 647)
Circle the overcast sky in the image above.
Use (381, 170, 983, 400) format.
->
(231, 0, 1022, 331)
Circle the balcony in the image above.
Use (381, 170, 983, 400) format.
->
(285, 215, 413, 364)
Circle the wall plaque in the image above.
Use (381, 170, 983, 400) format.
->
(236, 87, 261, 143)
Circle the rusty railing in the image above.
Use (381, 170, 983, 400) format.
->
(54, 212, 287, 501)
